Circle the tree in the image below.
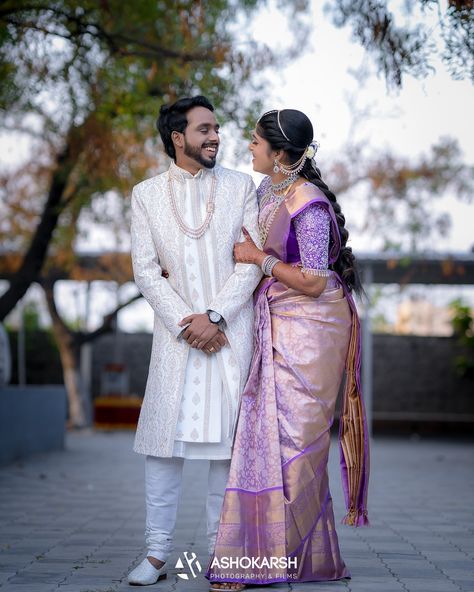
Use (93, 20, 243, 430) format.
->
(327, 0, 474, 88)
(0, 0, 310, 424)
(0, 0, 310, 321)
(328, 136, 474, 252)
(43, 278, 141, 427)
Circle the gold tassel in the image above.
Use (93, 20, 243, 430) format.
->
(340, 311, 366, 521)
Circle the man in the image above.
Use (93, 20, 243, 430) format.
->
(127, 96, 262, 585)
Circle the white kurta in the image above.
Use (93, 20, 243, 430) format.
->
(170, 165, 240, 460)
(130, 162, 262, 458)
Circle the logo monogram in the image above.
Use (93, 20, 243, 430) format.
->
(175, 551, 202, 580)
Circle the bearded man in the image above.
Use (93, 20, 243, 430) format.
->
(127, 95, 261, 585)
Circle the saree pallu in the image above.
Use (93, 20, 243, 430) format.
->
(207, 276, 351, 583)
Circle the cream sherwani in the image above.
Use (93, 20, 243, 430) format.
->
(130, 161, 262, 459)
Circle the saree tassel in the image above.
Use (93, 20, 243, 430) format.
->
(342, 508, 370, 527)
(338, 287, 370, 527)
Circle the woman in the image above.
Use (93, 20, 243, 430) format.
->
(207, 109, 370, 589)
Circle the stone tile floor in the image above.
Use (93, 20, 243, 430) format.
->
(0, 431, 472, 592)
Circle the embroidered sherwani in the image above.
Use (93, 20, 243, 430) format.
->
(130, 161, 262, 458)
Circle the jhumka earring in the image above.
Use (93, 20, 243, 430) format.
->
(273, 159, 280, 174)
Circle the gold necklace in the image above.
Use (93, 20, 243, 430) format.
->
(168, 173, 217, 239)
(259, 184, 294, 245)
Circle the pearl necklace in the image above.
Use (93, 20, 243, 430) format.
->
(168, 173, 217, 239)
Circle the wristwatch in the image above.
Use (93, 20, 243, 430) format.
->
(207, 310, 223, 326)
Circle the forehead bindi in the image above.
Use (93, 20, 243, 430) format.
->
(187, 107, 218, 129)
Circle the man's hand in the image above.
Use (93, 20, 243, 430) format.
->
(203, 330, 228, 355)
(179, 313, 219, 349)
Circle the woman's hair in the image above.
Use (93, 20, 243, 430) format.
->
(256, 109, 362, 294)
(157, 95, 214, 160)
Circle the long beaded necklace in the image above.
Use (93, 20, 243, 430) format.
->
(168, 173, 217, 239)
(259, 180, 295, 245)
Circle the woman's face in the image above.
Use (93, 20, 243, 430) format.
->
(249, 129, 275, 175)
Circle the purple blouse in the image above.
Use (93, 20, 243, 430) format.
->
(293, 204, 330, 272)
(257, 177, 330, 273)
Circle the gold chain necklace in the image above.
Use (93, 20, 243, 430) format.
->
(168, 173, 217, 239)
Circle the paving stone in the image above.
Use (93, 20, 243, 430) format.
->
(399, 578, 461, 591)
(0, 572, 16, 585)
(454, 580, 474, 592)
(348, 585, 405, 592)
(0, 586, 59, 592)
(0, 433, 473, 592)
(58, 586, 118, 592)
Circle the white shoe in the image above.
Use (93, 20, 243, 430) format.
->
(128, 558, 167, 586)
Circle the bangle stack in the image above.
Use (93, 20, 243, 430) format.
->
(261, 255, 280, 277)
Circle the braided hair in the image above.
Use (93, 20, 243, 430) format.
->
(257, 109, 362, 294)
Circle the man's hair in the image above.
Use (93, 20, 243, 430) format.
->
(156, 95, 215, 160)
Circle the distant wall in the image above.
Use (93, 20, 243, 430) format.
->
(6, 331, 473, 432)
(372, 335, 473, 418)
(0, 386, 67, 466)
(91, 332, 152, 398)
(91, 333, 474, 424)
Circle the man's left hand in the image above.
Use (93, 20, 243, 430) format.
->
(179, 313, 219, 349)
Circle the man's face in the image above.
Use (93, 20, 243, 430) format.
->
(180, 106, 220, 169)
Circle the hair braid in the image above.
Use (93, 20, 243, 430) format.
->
(300, 160, 362, 294)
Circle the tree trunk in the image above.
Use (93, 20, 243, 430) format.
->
(43, 281, 88, 428)
(0, 140, 76, 322)
(41, 280, 142, 426)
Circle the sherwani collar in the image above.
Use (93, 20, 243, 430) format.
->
(169, 160, 215, 184)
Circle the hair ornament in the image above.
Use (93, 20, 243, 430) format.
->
(276, 111, 291, 143)
(305, 141, 319, 160)
(257, 109, 292, 143)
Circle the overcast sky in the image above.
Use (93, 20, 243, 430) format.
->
(229, 1, 474, 253)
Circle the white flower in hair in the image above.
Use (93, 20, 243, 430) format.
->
(305, 141, 319, 159)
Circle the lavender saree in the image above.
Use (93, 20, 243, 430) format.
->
(207, 182, 369, 584)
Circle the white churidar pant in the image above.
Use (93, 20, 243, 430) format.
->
(145, 455, 230, 561)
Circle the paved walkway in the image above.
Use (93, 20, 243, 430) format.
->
(0, 432, 473, 592)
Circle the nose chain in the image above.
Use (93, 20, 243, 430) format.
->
(168, 174, 217, 239)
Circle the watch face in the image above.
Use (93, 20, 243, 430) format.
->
(209, 311, 222, 323)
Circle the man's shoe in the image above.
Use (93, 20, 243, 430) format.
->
(128, 558, 167, 586)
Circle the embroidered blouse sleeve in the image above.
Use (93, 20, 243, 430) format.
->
(293, 203, 331, 275)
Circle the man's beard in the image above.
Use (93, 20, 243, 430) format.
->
(184, 139, 218, 169)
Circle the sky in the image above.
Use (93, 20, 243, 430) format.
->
(2, 0, 474, 333)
